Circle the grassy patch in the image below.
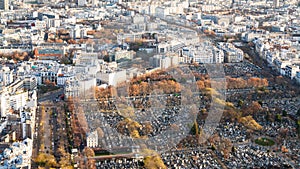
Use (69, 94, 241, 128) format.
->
(94, 150, 131, 156)
(38, 85, 60, 94)
(255, 137, 275, 146)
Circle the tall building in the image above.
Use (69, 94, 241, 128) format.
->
(149, 54, 179, 69)
(77, 0, 86, 6)
(231, 0, 234, 8)
(0, 0, 9, 10)
(0, 66, 13, 86)
(274, 0, 279, 8)
(92, 0, 98, 6)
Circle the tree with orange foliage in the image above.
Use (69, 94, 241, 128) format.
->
(67, 39, 77, 44)
(226, 77, 247, 89)
(241, 101, 263, 116)
(129, 84, 140, 96)
(196, 80, 205, 90)
(83, 147, 96, 169)
(87, 30, 96, 35)
(226, 76, 268, 89)
(142, 121, 153, 136)
(44, 79, 55, 86)
(139, 81, 149, 95)
(55, 39, 64, 43)
(125, 37, 131, 43)
(247, 77, 268, 88)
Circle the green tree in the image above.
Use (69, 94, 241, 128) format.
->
(275, 114, 282, 122)
(211, 144, 216, 151)
(238, 100, 244, 107)
(282, 110, 287, 117)
(296, 120, 300, 135)
(231, 146, 236, 153)
(190, 120, 199, 135)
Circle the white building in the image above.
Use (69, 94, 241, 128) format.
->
(285, 65, 299, 79)
(78, 0, 86, 7)
(57, 74, 75, 86)
(96, 69, 127, 86)
(73, 51, 99, 66)
(182, 44, 224, 64)
(64, 75, 96, 99)
(9, 91, 29, 111)
(217, 42, 243, 63)
(0, 89, 10, 117)
(64, 80, 79, 99)
(24, 77, 37, 91)
(87, 130, 98, 148)
(92, 0, 98, 7)
(108, 70, 127, 86)
(36, 71, 57, 85)
(149, 54, 179, 69)
(31, 20, 46, 30)
(274, 0, 279, 8)
(0, 66, 13, 86)
(115, 50, 135, 61)
(1, 139, 33, 168)
(274, 59, 291, 75)
(295, 71, 300, 84)
(155, 7, 169, 19)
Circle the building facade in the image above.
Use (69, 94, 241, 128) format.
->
(0, 0, 9, 10)
(87, 130, 98, 148)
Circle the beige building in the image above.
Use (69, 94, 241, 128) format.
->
(87, 130, 98, 148)
(0, 0, 9, 10)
